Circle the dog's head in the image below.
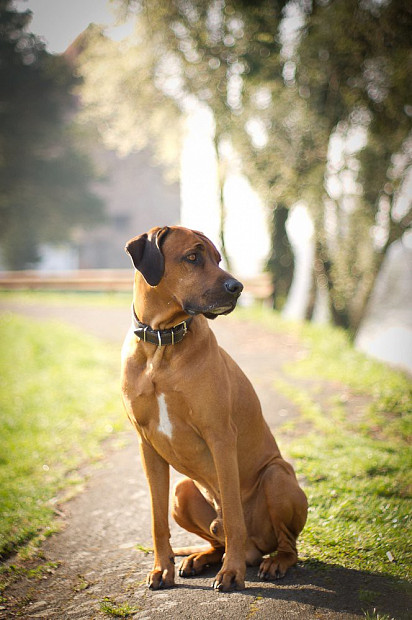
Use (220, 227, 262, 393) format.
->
(125, 226, 243, 318)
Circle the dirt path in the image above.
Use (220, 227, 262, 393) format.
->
(1, 301, 408, 619)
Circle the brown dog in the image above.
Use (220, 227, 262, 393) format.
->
(121, 226, 307, 592)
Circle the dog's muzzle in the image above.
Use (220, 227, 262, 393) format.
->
(184, 277, 244, 319)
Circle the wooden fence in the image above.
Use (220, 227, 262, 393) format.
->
(0, 270, 272, 300)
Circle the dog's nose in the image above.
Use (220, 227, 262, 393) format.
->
(224, 278, 244, 296)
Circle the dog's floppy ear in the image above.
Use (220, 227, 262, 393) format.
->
(125, 227, 169, 286)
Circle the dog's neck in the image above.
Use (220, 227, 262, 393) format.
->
(133, 277, 192, 332)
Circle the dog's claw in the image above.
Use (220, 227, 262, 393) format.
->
(213, 575, 241, 592)
(258, 558, 288, 582)
(148, 578, 164, 590)
(179, 566, 197, 578)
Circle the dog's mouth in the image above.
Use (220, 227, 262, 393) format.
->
(204, 304, 236, 317)
(184, 300, 239, 320)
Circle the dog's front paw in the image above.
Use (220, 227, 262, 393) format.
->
(147, 562, 175, 589)
(212, 564, 245, 592)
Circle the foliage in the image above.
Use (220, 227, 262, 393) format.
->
(77, 0, 298, 299)
(87, 0, 410, 331)
(0, 0, 103, 269)
(76, 22, 183, 182)
(294, 0, 412, 331)
(0, 314, 125, 559)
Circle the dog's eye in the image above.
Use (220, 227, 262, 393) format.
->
(186, 253, 197, 262)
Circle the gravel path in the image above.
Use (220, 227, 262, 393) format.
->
(0, 301, 408, 619)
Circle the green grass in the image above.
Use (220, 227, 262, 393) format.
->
(237, 305, 412, 583)
(100, 597, 141, 617)
(290, 432, 411, 580)
(363, 612, 393, 620)
(1, 294, 411, 593)
(237, 304, 411, 441)
(0, 314, 126, 560)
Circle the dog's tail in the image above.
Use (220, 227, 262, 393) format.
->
(172, 545, 210, 557)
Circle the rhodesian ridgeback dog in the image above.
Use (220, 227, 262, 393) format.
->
(121, 226, 307, 592)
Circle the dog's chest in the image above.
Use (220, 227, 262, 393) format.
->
(135, 390, 214, 482)
(156, 393, 173, 439)
(142, 390, 195, 444)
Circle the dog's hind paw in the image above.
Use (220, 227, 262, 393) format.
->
(257, 551, 297, 581)
(179, 546, 224, 577)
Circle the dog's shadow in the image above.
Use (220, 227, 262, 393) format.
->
(172, 560, 411, 619)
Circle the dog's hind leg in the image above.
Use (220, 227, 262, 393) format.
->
(257, 462, 308, 580)
(171, 478, 225, 576)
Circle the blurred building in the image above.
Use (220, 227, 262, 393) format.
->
(37, 31, 180, 271)
(76, 148, 179, 269)
(37, 146, 180, 271)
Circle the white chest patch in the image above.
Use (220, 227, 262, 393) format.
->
(157, 394, 173, 439)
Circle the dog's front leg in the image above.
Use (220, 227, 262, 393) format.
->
(139, 439, 175, 589)
(206, 431, 247, 592)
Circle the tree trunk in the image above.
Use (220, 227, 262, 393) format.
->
(2, 213, 41, 269)
(304, 266, 317, 321)
(347, 207, 411, 335)
(267, 204, 295, 310)
(213, 134, 231, 271)
(349, 245, 389, 337)
(312, 219, 351, 331)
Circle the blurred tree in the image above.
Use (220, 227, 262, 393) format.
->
(0, 0, 103, 269)
(295, 0, 412, 332)
(79, 0, 411, 331)
(108, 0, 296, 303)
(77, 22, 183, 183)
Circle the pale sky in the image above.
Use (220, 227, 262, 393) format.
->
(13, 0, 132, 53)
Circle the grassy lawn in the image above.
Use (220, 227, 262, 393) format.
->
(238, 305, 412, 583)
(0, 293, 411, 594)
(0, 313, 126, 561)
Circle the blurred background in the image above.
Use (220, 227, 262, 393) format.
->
(1, 0, 411, 370)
